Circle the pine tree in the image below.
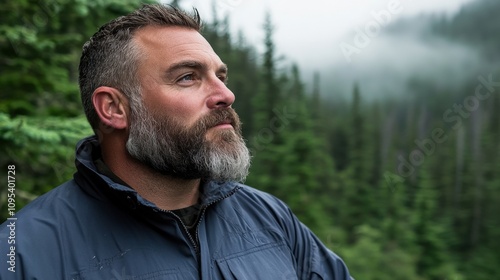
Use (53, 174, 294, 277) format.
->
(251, 11, 280, 136)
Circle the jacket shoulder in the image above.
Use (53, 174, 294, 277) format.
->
(8, 179, 89, 221)
(231, 184, 293, 214)
(233, 184, 287, 204)
(214, 183, 298, 234)
(0, 178, 96, 247)
(0, 180, 101, 279)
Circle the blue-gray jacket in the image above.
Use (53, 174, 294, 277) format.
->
(0, 136, 351, 279)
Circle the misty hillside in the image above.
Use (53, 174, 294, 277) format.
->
(387, 0, 500, 58)
(319, 0, 500, 101)
(432, 0, 500, 59)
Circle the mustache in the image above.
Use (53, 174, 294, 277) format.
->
(198, 108, 241, 131)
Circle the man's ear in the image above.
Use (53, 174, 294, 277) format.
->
(92, 86, 129, 130)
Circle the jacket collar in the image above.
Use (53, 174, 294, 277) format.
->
(73, 135, 241, 211)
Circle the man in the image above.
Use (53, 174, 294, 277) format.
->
(0, 4, 352, 279)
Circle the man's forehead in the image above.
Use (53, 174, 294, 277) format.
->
(134, 25, 207, 50)
(133, 25, 224, 67)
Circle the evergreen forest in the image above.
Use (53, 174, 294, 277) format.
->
(1, 0, 499, 279)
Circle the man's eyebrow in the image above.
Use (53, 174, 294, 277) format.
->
(165, 60, 228, 77)
(165, 60, 204, 76)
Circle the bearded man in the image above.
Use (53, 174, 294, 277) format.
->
(0, 4, 352, 279)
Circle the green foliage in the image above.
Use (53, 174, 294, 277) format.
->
(0, 0, 155, 117)
(338, 225, 422, 280)
(0, 113, 92, 218)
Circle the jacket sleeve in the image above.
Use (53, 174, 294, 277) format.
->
(282, 207, 353, 280)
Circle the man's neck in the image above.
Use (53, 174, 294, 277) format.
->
(101, 139, 200, 210)
(125, 163, 201, 211)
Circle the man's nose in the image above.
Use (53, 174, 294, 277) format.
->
(206, 77, 235, 109)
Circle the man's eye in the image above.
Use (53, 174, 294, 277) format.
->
(218, 75, 228, 84)
(176, 74, 197, 86)
(179, 74, 194, 81)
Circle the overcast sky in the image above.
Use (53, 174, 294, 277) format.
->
(179, 0, 475, 67)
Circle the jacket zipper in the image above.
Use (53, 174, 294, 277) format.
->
(160, 209, 199, 253)
(160, 185, 241, 254)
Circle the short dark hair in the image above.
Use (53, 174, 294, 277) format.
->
(78, 4, 202, 129)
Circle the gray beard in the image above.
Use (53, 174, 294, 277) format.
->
(125, 102, 250, 182)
